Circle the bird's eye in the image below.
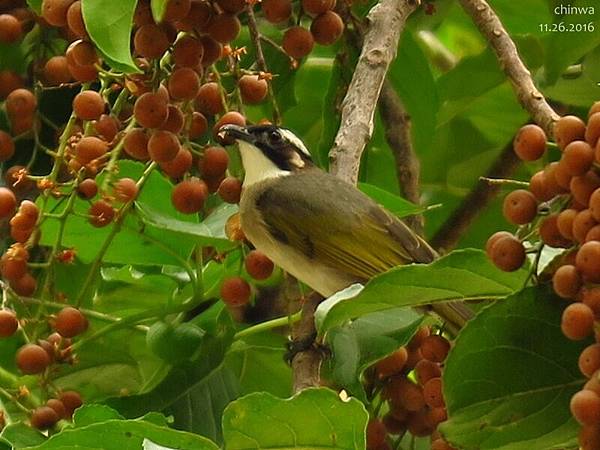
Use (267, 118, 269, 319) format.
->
(269, 131, 282, 143)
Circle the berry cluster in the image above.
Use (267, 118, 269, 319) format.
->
(220, 249, 275, 315)
(0, 307, 85, 429)
(485, 102, 600, 449)
(365, 327, 455, 450)
(0, 0, 345, 433)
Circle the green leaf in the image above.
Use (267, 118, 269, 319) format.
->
(437, 48, 504, 104)
(388, 31, 439, 161)
(53, 325, 165, 402)
(136, 202, 238, 252)
(26, 0, 42, 14)
(150, 0, 167, 22)
(97, 266, 178, 316)
(315, 249, 527, 334)
(225, 332, 292, 398)
(73, 405, 125, 427)
(0, 424, 46, 449)
(359, 183, 427, 218)
(543, 0, 600, 84)
(326, 307, 424, 401)
(222, 388, 369, 449)
(440, 286, 587, 450)
(165, 365, 240, 444)
(543, 44, 600, 107)
(22, 418, 218, 450)
(81, 0, 141, 73)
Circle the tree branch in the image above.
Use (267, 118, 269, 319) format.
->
(379, 79, 423, 234)
(458, 0, 559, 135)
(329, 0, 419, 183)
(291, 292, 323, 393)
(430, 140, 520, 252)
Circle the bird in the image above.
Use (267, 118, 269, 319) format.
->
(218, 124, 471, 329)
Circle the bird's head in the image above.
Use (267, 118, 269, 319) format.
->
(218, 124, 314, 186)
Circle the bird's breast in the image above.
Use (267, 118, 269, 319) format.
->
(239, 185, 357, 297)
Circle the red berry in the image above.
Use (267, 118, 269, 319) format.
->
(171, 179, 208, 214)
(513, 124, 546, 161)
(0, 310, 18, 337)
(571, 389, 600, 426)
(16, 343, 51, 374)
(561, 303, 595, 341)
(220, 276, 251, 307)
(30, 406, 59, 430)
(420, 335, 450, 363)
(0, 187, 17, 219)
(374, 347, 408, 379)
(244, 250, 274, 280)
(59, 390, 83, 418)
(54, 307, 88, 338)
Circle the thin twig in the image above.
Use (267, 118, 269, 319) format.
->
(328, 0, 419, 183)
(379, 80, 423, 235)
(430, 141, 520, 252)
(457, 0, 559, 135)
(245, 4, 282, 124)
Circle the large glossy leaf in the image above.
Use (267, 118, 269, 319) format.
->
(316, 249, 527, 333)
(222, 388, 369, 449)
(97, 266, 178, 316)
(165, 365, 240, 444)
(21, 416, 218, 450)
(225, 332, 292, 398)
(326, 307, 424, 401)
(81, 0, 140, 73)
(0, 424, 45, 449)
(136, 202, 238, 252)
(53, 325, 165, 402)
(440, 286, 587, 450)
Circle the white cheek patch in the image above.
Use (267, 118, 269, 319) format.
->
(288, 151, 305, 169)
(238, 140, 290, 186)
(280, 129, 311, 157)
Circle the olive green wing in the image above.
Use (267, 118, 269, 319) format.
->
(256, 170, 436, 280)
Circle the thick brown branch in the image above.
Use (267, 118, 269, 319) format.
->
(379, 79, 423, 234)
(458, 0, 559, 135)
(430, 141, 520, 252)
(291, 291, 323, 393)
(329, 0, 419, 184)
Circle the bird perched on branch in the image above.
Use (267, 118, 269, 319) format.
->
(218, 124, 471, 329)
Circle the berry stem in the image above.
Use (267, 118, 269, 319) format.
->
(100, 118, 137, 191)
(245, 4, 281, 124)
(74, 161, 157, 307)
(233, 310, 302, 340)
(479, 176, 529, 187)
(0, 387, 31, 414)
(14, 295, 146, 328)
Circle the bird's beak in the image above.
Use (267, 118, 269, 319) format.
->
(217, 124, 254, 145)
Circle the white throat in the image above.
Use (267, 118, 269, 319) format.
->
(238, 140, 290, 186)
